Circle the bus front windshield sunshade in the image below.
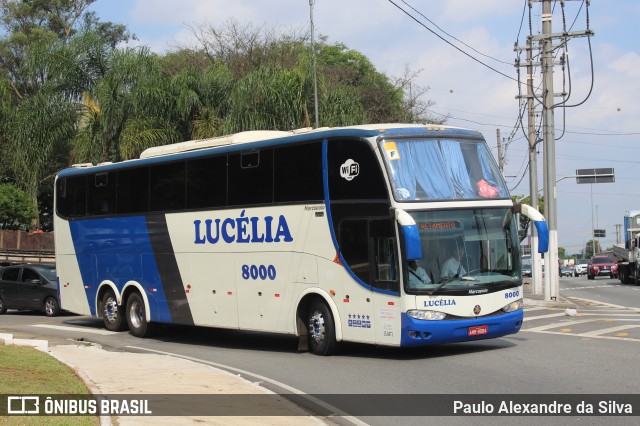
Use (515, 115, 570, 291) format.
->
(405, 209, 521, 293)
(381, 138, 508, 201)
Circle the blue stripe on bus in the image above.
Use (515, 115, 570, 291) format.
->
(68, 216, 175, 322)
(399, 309, 523, 347)
(321, 139, 399, 297)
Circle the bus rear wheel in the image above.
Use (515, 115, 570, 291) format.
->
(126, 292, 156, 338)
(307, 299, 337, 356)
(102, 290, 127, 331)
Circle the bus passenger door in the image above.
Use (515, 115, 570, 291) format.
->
(369, 220, 402, 346)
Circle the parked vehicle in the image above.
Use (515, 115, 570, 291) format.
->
(521, 255, 532, 277)
(560, 265, 575, 277)
(0, 264, 60, 316)
(573, 259, 589, 276)
(587, 256, 618, 280)
(613, 210, 640, 285)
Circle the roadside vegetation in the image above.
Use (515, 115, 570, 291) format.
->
(0, 344, 98, 425)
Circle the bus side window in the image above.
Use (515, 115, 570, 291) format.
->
(372, 236, 399, 292)
(88, 172, 116, 216)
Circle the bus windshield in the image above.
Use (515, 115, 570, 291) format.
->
(405, 208, 520, 293)
(381, 137, 508, 201)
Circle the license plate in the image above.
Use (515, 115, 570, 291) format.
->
(468, 325, 488, 336)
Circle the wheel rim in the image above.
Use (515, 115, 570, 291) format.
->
(308, 310, 326, 345)
(129, 298, 144, 329)
(103, 296, 119, 324)
(45, 298, 56, 315)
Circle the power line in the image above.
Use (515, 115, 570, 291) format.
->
(399, 0, 513, 65)
(386, 0, 518, 82)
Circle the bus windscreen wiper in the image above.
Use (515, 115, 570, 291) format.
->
(429, 275, 476, 295)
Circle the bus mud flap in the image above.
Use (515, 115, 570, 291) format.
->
(297, 316, 308, 352)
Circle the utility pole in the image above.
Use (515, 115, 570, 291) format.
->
(616, 224, 622, 245)
(309, 0, 319, 128)
(525, 38, 543, 295)
(516, 0, 592, 301)
(541, 0, 559, 301)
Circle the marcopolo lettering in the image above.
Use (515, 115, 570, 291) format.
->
(423, 299, 456, 307)
(194, 210, 293, 244)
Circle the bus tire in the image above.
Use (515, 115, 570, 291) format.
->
(0, 296, 6, 314)
(307, 299, 337, 356)
(43, 296, 60, 317)
(102, 290, 127, 331)
(126, 292, 156, 338)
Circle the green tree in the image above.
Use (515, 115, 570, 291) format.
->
(0, 183, 36, 230)
(0, 0, 132, 227)
(585, 240, 601, 258)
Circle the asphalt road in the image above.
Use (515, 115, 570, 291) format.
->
(2, 275, 639, 425)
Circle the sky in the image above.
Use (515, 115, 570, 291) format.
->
(89, 0, 640, 256)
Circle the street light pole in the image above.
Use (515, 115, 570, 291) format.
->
(309, 0, 319, 128)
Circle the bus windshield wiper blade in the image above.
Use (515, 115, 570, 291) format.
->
(429, 276, 476, 295)
(429, 277, 457, 295)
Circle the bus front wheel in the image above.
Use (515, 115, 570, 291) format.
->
(307, 299, 337, 356)
(126, 292, 156, 338)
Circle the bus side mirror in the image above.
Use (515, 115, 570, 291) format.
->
(514, 203, 549, 253)
(395, 209, 423, 261)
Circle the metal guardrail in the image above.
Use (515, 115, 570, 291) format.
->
(0, 249, 55, 265)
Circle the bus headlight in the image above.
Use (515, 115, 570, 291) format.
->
(407, 310, 447, 320)
(502, 299, 523, 313)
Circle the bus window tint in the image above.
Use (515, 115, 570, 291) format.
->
(56, 176, 87, 218)
(87, 172, 116, 216)
(327, 139, 388, 201)
(338, 219, 370, 284)
(186, 156, 227, 209)
(228, 149, 273, 206)
(117, 167, 149, 214)
(150, 162, 186, 212)
(274, 142, 323, 203)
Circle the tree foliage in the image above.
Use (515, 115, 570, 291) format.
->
(0, 183, 36, 230)
(1, 4, 441, 230)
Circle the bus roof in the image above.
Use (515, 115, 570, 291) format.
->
(139, 123, 483, 159)
(59, 123, 483, 177)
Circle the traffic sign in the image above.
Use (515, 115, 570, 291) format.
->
(576, 168, 615, 184)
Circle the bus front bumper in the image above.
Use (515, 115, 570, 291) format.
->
(400, 309, 523, 347)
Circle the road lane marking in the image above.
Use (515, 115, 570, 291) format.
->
(523, 312, 568, 321)
(522, 329, 640, 342)
(31, 324, 120, 335)
(565, 296, 640, 312)
(524, 318, 600, 332)
(579, 324, 640, 337)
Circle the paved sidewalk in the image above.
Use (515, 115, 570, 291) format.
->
(522, 277, 580, 308)
(1, 333, 328, 426)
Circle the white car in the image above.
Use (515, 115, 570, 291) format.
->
(573, 259, 589, 276)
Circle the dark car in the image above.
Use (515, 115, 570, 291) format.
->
(587, 256, 618, 280)
(0, 264, 60, 316)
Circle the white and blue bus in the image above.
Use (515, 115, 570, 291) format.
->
(54, 124, 548, 355)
